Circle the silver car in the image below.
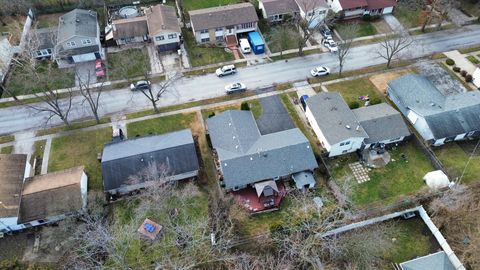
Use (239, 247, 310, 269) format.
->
(311, 66, 330, 77)
(225, 82, 246, 94)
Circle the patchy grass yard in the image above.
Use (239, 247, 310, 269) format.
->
(0, 135, 15, 144)
(36, 13, 62, 28)
(0, 16, 25, 45)
(434, 141, 480, 184)
(324, 77, 384, 105)
(5, 61, 75, 97)
(466, 55, 480, 65)
(329, 142, 434, 206)
(458, 0, 480, 17)
(262, 23, 299, 53)
(107, 48, 150, 81)
(182, 29, 234, 67)
(336, 21, 377, 38)
(126, 113, 197, 137)
(48, 128, 112, 190)
(201, 99, 262, 120)
(182, 0, 242, 11)
(394, 4, 424, 28)
(37, 117, 110, 136)
(0, 145, 14, 154)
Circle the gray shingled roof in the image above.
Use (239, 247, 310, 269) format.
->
(388, 74, 480, 139)
(189, 3, 258, 31)
(400, 251, 455, 270)
(112, 16, 148, 39)
(294, 0, 328, 12)
(353, 103, 410, 144)
(101, 129, 199, 191)
(207, 110, 318, 189)
(306, 92, 368, 145)
(57, 9, 98, 43)
(35, 27, 57, 50)
(261, 0, 299, 17)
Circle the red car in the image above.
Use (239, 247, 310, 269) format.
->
(95, 59, 106, 78)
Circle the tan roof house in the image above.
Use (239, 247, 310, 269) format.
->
(188, 3, 259, 44)
(146, 4, 182, 52)
(259, 0, 300, 22)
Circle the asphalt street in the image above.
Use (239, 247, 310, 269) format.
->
(1, 24, 480, 135)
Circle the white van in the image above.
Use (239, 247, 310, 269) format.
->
(239, 38, 251, 54)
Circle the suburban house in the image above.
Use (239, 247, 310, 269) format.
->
(387, 74, 480, 146)
(0, 37, 14, 83)
(259, 0, 300, 22)
(207, 110, 318, 211)
(399, 251, 457, 270)
(146, 5, 181, 52)
(188, 3, 259, 44)
(0, 154, 87, 234)
(305, 92, 409, 157)
(327, 0, 397, 19)
(53, 9, 102, 63)
(107, 5, 181, 52)
(295, 0, 329, 28)
(31, 27, 57, 59)
(101, 129, 199, 199)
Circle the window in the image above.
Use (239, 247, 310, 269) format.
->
(155, 36, 164, 41)
(215, 27, 223, 31)
(340, 142, 344, 146)
(36, 51, 42, 56)
(81, 39, 92, 45)
(66, 41, 76, 47)
(201, 37, 210, 43)
(47, 48, 52, 54)
(200, 29, 209, 34)
(241, 22, 253, 29)
(345, 141, 350, 145)
(216, 36, 223, 41)
(168, 33, 177, 39)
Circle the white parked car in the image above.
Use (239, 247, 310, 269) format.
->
(322, 39, 338, 53)
(130, 80, 151, 91)
(239, 38, 251, 54)
(216, 64, 237, 77)
(311, 66, 330, 77)
(225, 82, 246, 94)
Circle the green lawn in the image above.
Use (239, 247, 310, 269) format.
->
(0, 135, 14, 144)
(384, 218, 439, 263)
(0, 146, 14, 154)
(466, 55, 480, 65)
(182, 29, 235, 67)
(126, 113, 197, 137)
(5, 61, 75, 97)
(458, 0, 480, 17)
(435, 142, 480, 184)
(108, 184, 210, 268)
(31, 140, 47, 175)
(107, 48, 150, 81)
(37, 117, 110, 136)
(330, 142, 434, 206)
(325, 77, 384, 106)
(48, 128, 112, 190)
(336, 22, 377, 38)
(182, 0, 241, 11)
(36, 13, 61, 28)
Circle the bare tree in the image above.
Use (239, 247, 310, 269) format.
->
(136, 73, 181, 113)
(336, 23, 358, 77)
(268, 23, 298, 59)
(376, 30, 413, 68)
(0, 0, 29, 25)
(293, 1, 335, 56)
(77, 72, 103, 124)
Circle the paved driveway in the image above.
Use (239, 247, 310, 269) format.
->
(256, 95, 295, 135)
(74, 61, 97, 86)
(383, 14, 405, 32)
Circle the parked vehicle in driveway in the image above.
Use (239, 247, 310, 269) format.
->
(322, 39, 338, 53)
(311, 66, 330, 77)
(300, 95, 309, 111)
(95, 59, 106, 78)
(225, 82, 246, 94)
(320, 25, 332, 39)
(130, 80, 151, 91)
(239, 38, 251, 54)
(216, 65, 237, 77)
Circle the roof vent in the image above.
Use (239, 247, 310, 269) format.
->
(430, 102, 435, 106)
(76, 19, 80, 23)
(250, 157, 253, 160)
(356, 125, 360, 131)
(345, 125, 351, 129)
(330, 106, 337, 111)
(228, 122, 232, 126)
(235, 145, 239, 149)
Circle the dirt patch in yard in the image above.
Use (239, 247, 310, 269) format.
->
(372, 19, 392, 34)
(369, 69, 415, 94)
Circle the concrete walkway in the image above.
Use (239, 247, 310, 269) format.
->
(448, 8, 478, 26)
(40, 139, 52, 174)
(293, 81, 316, 97)
(13, 131, 36, 162)
(147, 44, 163, 74)
(383, 14, 405, 32)
(444, 50, 477, 74)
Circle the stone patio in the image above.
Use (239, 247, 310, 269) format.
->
(349, 162, 371, 184)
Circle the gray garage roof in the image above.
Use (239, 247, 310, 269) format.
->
(101, 129, 199, 191)
(400, 251, 455, 270)
(388, 74, 480, 139)
(207, 110, 317, 189)
(189, 3, 258, 31)
(306, 92, 368, 145)
(353, 103, 410, 144)
(57, 9, 98, 43)
(261, 0, 300, 17)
